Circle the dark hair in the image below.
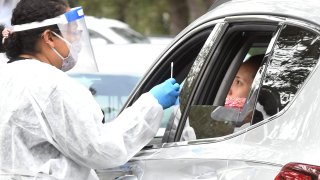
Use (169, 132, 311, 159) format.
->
(244, 54, 264, 68)
(0, 0, 68, 61)
(242, 54, 264, 78)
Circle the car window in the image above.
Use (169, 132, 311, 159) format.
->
(178, 22, 320, 141)
(183, 24, 276, 140)
(110, 27, 150, 43)
(88, 29, 113, 44)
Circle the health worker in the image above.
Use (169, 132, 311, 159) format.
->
(0, 0, 180, 179)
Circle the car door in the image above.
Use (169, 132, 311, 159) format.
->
(96, 15, 320, 180)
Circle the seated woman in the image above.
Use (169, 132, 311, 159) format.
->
(224, 54, 264, 110)
(181, 54, 264, 141)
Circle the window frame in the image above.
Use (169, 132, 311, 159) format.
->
(168, 16, 285, 145)
(179, 24, 278, 141)
(174, 17, 320, 145)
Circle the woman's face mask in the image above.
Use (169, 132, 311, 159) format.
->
(50, 31, 81, 72)
(224, 97, 246, 110)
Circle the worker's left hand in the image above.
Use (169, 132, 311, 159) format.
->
(150, 78, 180, 109)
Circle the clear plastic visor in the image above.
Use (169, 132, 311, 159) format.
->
(58, 17, 98, 73)
(11, 7, 98, 72)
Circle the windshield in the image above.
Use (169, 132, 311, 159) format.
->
(110, 27, 150, 43)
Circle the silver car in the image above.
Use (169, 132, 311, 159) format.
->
(97, 0, 320, 179)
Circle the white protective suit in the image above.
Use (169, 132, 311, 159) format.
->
(0, 59, 163, 180)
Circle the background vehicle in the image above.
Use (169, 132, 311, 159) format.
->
(68, 72, 140, 122)
(85, 16, 151, 44)
(96, 0, 320, 179)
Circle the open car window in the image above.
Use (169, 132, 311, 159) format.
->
(177, 21, 320, 141)
(181, 22, 277, 140)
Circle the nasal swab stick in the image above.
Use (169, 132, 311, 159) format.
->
(171, 62, 173, 78)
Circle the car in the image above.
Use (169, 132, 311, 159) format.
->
(95, 0, 320, 179)
(85, 16, 151, 44)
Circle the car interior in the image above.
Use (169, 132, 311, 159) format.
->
(133, 22, 281, 146)
(186, 24, 278, 140)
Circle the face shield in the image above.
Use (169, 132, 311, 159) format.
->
(11, 7, 98, 72)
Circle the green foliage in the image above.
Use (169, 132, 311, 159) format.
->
(68, 0, 212, 36)
(69, 0, 170, 35)
(125, 0, 170, 35)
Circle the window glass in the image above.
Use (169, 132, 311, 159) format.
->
(252, 25, 320, 124)
(110, 27, 150, 43)
(88, 29, 112, 44)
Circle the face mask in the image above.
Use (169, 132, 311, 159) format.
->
(224, 97, 246, 110)
(51, 31, 81, 72)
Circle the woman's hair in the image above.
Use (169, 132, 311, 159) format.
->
(243, 54, 264, 79)
(0, 0, 68, 61)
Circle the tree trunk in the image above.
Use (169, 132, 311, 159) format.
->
(187, 0, 206, 22)
(167, 0, 189, 36)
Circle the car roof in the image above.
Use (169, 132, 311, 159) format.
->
(193, 0, 320, 28)
(85, 16, 130, 29)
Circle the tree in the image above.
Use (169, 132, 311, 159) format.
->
(167, 0, 215, 35)
(70, 0, 216, 36)
(1, 0, 219, 35)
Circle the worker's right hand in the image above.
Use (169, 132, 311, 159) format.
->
(150, 78, 180, 109)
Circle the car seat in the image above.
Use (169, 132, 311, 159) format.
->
(252, 86, 281, 124)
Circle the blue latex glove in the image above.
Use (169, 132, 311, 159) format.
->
(150, 78, 180, 109)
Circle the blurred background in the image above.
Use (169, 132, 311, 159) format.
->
(68, 0, 215, 37)
(0, 0, 215, 37)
